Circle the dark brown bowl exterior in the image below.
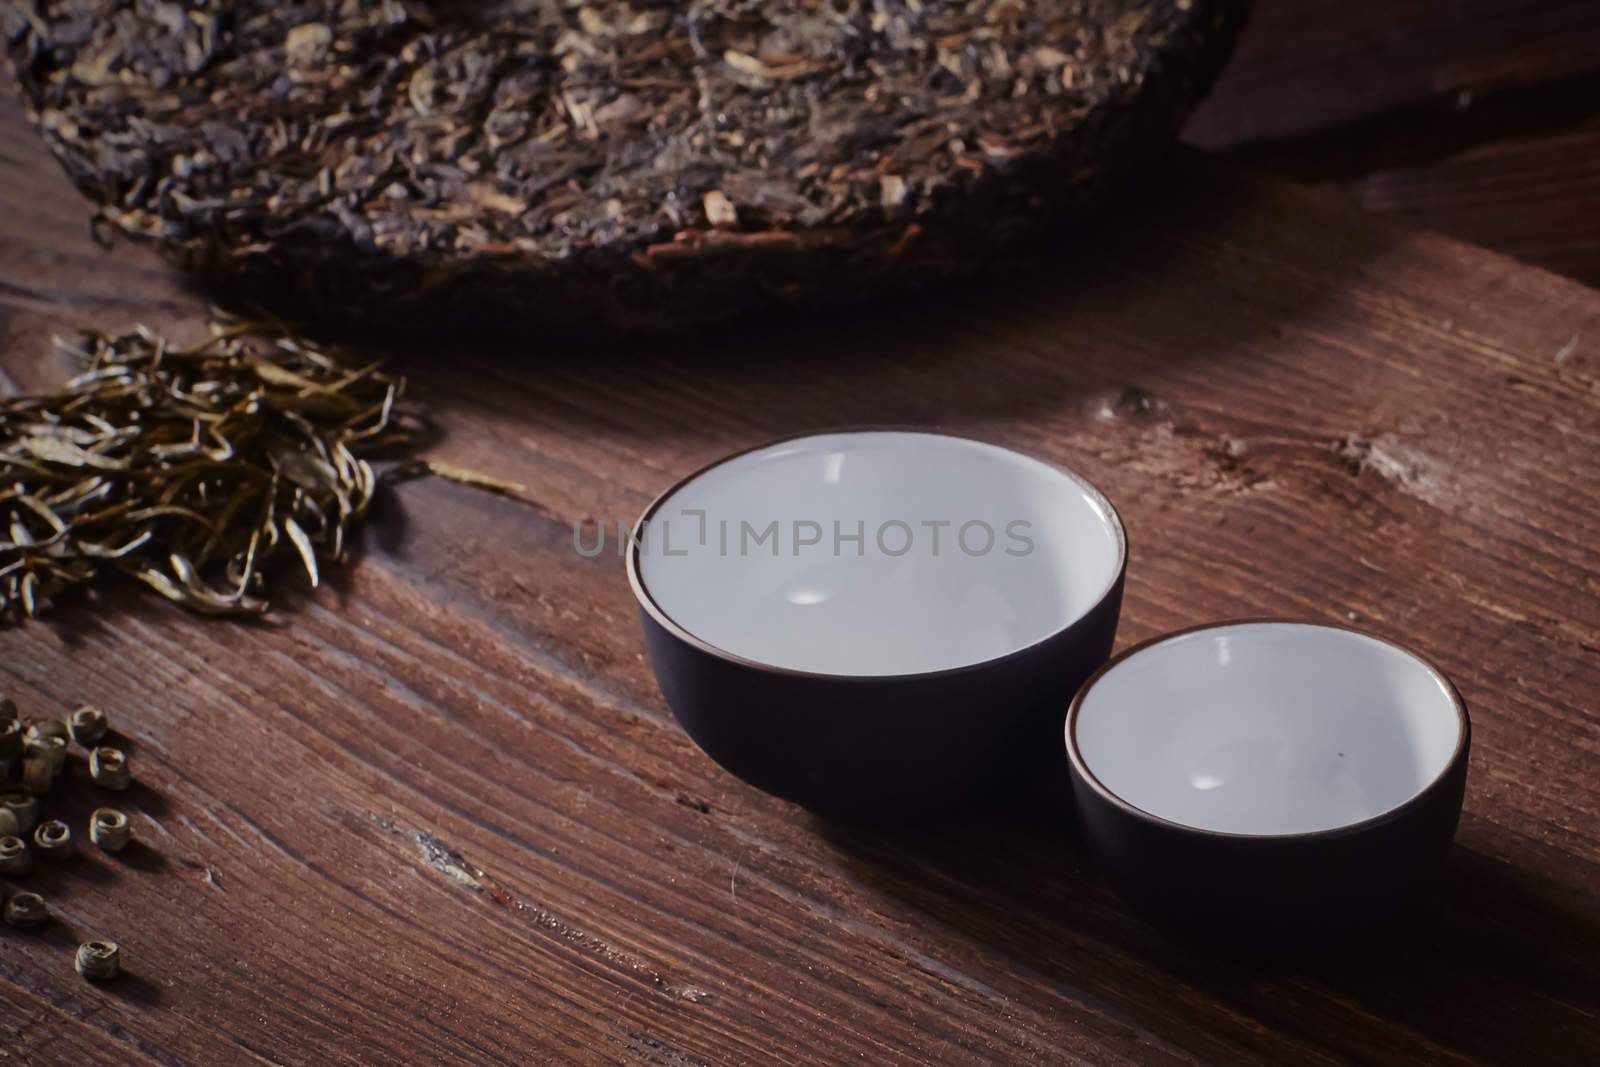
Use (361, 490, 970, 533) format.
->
(638, 574, 1123, 823)
(1065, 634, 1472, 952)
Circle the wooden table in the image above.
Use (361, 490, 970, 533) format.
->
(1190, 0, 1600, 287)
(2, 24, 1599, 1065)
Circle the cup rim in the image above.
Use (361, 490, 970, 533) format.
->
(625, 427, 1128, 683)
(1064, 618, 1472, 842)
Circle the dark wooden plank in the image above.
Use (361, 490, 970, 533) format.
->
(1265, 111, 1600, 288)
(1186, 0, 1600, 149)
(1185, 1, 1600, 286)
(2, 92, 1599, 1067)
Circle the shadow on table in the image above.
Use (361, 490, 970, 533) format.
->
(814, 806, 1600, 1067)
(0, 892, 166, 1005)
(278, 150, 1399, 594)
(351, 151, 1386, 445)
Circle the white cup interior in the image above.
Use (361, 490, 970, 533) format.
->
(1072, 622, 1464, 836)
(635, 431, 1124, 676)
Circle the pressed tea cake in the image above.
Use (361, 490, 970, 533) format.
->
(7, 0, 1245, 335)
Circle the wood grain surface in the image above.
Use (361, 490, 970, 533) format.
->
(1190, 0, 1600, 285)
(2, 86, 1599, 1067)
(1188, 0, 1600, 147)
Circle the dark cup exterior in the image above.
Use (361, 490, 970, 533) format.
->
(636, 571, 1124, 823)
(1065, 638, 1472, 953)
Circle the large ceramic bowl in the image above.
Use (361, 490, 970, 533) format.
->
(627, 430, 1127, 820)
(1066, 620, 1471, 948)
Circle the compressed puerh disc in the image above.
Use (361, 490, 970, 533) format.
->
(7, 1, 1246, 335)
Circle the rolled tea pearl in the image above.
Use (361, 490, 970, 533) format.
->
(89, 747, 130, 791)
(24, 719, 67, 746)
(68, 705, 108, 746)
(0, 790, 37, 834)
(90, 808, 131, 852)
(20, 755, 53, 796)
(33, 819, 74, 861)
(3, 891, 48, 928)
(75, 940, 120, 981)
(0, 834, 28, 877)
(30, 732, 66, 766)
(21, 733, 67, 796)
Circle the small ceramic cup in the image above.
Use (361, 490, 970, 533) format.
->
(1065, 620, 1471, 950)
(628, 430, 1127, 821)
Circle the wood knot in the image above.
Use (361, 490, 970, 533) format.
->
(1108, 386, 1160, 418)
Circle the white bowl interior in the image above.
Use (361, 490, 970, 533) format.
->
(637, 432, 1123, 676)
(1073, 623, 1462, 836)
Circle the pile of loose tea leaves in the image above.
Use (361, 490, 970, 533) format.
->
(6, 0, 1245, 334)
(0, 316, 408, 619)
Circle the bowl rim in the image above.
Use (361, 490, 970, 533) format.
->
(1064, 618, 1472, 842)
(625, 427, 1128, 683)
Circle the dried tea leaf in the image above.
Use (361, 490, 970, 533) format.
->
(420, 460, 528, 499)
(282, 516, 319, 588)
(702, 191, 738, 229)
